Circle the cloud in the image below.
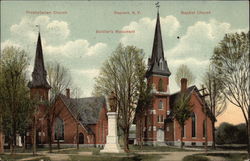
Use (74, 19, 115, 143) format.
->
(1, 40, 22, 50)
(10, 16, 70, 45)
(120, 15, 180, 55)
(1, 16, 110, 97)
(165, 19, 248, 93)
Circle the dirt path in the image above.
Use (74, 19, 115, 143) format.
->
(46, 154, 69, 161)
(137, 151, 246, 161)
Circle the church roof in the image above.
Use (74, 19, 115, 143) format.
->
(60, 94, 106, 125)
(28, 32, 51, 89)
(169, 86, 216, 122)
(146, 11, 171, 77)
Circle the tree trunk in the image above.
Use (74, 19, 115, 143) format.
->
(0, 131, 4, 154)
(21, 135, 26, 152)
(180, 126, 183, 149)
(33, 116, 37, 155)
(205, 117, 208, 153)
(248, 106, 250, 158)
(123, 128, 129, 152)
(57, 137, 60, 151)
(47, 119, 52, 153)
(139, 119, 143, 149)
(76, 122, 79, 150)
(212, 121, 216, 149)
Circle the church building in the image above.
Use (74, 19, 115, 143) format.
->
(27, 33, 108, 147)
(25, 8, 214, 148)
(135, 10, 215, 146)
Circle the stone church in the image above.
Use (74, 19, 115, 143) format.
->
(135, 10, 215, 146)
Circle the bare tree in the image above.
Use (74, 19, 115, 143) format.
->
(175, 64, 195, 87)
(211, 32, 249, 156)
(44, 61, 72, 152)
(203, 67, 227, 149)
(93, 44, 147, 152)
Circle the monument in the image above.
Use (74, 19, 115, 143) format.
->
(101, 92, 124, 153)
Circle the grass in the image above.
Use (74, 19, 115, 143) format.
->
(182, 155, 210, 161)
(204, 153, 248, 161)
(29, 157, 51, 161)
(53, 147, 101, 154)
(130, 145, 191, 152)
(0, 154, 41, 161)
(216, 144, 247, 151)
(69, 154, 161, 161)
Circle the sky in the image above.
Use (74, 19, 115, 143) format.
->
(1, 1, 249, 126)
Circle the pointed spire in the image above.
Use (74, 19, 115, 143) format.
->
(28, 32, 51, 89)
(146, 6, 171, 77)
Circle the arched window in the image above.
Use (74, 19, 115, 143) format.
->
(203, 120, 206, 138)
(158, 100, 163, 109)
(191, 113, 196, 137)
(158, 79, 163, 91)
(54, 117, 64, 140)
(79, 133, 84, 144)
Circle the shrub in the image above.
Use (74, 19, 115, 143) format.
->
(182, 155, 210, 161)
(216, 122, 247, 144)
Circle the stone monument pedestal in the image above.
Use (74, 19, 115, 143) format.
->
(101, 112, 124, 153)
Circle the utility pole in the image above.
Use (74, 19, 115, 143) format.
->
(199, 85, 209, 153)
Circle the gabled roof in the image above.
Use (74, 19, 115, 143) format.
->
(146, 11, 171, 77)
(169, 86, 216, 122)
(60, 94, 106, 125)
(28, 32, 51, 89)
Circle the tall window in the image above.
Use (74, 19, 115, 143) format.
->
(158, 100, 163, 109)
(54, 117, 64, 140)
(191, 113, 196, 137)
(157, 115, 164, 123)
(158, 79, 163, 91)
(203, 120, 206, 138)
(182, 125, 186, 138)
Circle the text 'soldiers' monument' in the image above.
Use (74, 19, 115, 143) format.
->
(101, 92, 124, 153)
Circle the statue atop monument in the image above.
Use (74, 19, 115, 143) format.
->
(108, 91, 117, 112)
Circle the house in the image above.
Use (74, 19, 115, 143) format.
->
(27, 33, 108, 147)
(135, 10, 215, 146)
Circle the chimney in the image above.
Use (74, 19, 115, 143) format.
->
(181, 78, 187, 92)
(66, 88, 70, 98)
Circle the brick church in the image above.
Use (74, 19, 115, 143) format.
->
(135, 10, 215, 146)
(26, 9, 214, 148)
(27, 33, 108, 147)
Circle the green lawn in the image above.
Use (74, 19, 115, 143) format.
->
(69, 154, 161, 161)
(182, 155, 210, 161)
(204, 153, 248, 161)
(54, 147, 101, 154)
(130, 145, 191, 152)
(0, 154, 41, 161)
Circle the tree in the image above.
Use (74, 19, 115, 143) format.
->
(93, 44, 146, 152)
(173, 92, 193, 149)
(175, 64, 195, 87)
(211, 31, 249, 155)
(216, 122, 247, 145)
(45, 61, 72, 152)
(0, 47, 35, 154)
(203, 68, 227, 149)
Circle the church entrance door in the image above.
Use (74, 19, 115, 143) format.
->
(157, 129, 164, 142)
(79, 133, 84, 144)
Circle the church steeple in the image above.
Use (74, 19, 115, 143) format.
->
(28, 32, 51, 89)
(146, 8, 171, 77)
